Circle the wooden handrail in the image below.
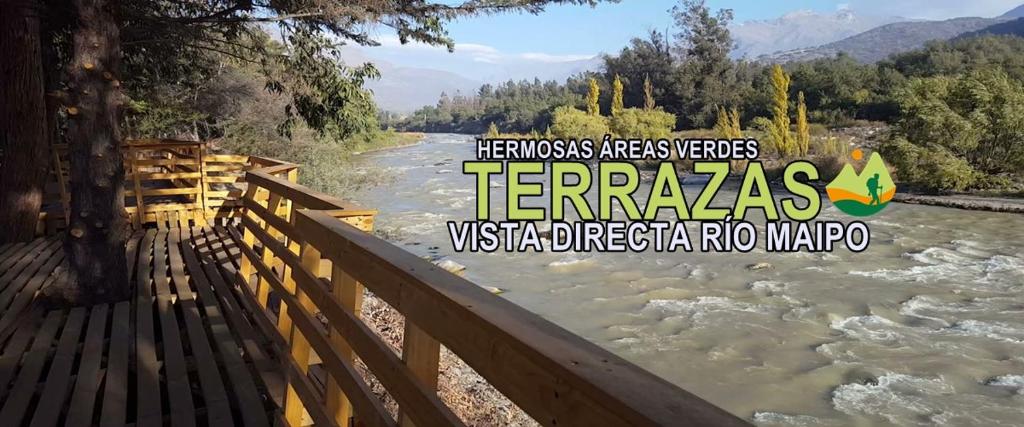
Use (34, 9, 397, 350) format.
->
(294, 209, 747, 427)
(232, 162, 749, 427)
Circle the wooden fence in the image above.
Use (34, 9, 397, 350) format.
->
(38, 139, 749, 426)
(232, 160, 749, 426)
(43, 140, 291, 232)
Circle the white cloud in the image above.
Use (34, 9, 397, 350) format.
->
(842, 0, 1020, 19)
(370, 33, 591, 66)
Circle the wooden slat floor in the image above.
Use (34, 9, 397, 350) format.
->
(0, 226, 286, 426)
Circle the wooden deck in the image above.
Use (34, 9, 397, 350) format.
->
(0, 226, 285, 426)
(5, 143, 749, 427)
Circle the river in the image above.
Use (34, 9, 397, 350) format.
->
(347, 134, 1024, 426)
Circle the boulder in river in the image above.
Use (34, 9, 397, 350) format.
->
(746, 262, 774, 271)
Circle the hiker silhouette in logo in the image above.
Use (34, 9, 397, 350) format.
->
(867, 173, 882, 205)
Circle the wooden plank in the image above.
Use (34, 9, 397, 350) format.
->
(285, 259, 462, 427)
(132, 171, 203, 180)
(295, 209, 750, 427)
(0, 240, 62, 314)
(244, 171, 375, 215)
(125, 231, 144, 283)
(155, 233, 197, 427)
(133, 158, 200, 167)
(142, 187, 201, 197)
(29, 308, 86, 425)
(0, 249, 66, 336)
(62, 305, 109, 427)
(135, 229, 162, 426)
(153, 230, 170, 296)
(100, 301, 131, 427)
(168, 230, 193, 300)
(204, 175, 244, 183)
(171, 229, 232, 425)
(130, 147, 145, 228)
(0, 309, 46, 402)
(206, 154, 249, 163)
(0, 238, 55, 292)
(0, 310, 76, 425)
(0, 242, 27, 268)
(203, 164, 247, 172)
(212, 225, 242, 269)
(0, 238, 46, 275)
(181, 228, 273, 427)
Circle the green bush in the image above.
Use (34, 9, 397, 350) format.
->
(609, 108, 676, 139)
(550, 106, 610, 141)
(880, 137, 977, 192)
(882, 69, 1024, 191)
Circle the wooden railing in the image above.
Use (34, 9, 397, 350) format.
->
(42, 140, 296, 232)
(232, 161, 749, 426)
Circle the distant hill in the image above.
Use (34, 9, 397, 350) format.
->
(761, 17, 1008, 63)
(729, 9, 903, 59)
(1002, 4, 1024, 19)
(957, 17, 1024, 39)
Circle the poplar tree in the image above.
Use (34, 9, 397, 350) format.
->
(587, 77, 601, 116)
(769, 64, 795, 158)
(611, 75, 624, 116)
(643, 74, 656, 111)
(796, 91, 810, 157)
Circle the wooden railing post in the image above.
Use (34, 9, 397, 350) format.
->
(325, 212, 373, 426)
(237, 184, 259, 292)
(326, 265, 361, 426)
(283, 241, 321, 427)
(398, 324, 441, 427)
(130, 146, 144, 228)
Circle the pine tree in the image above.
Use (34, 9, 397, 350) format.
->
(643, 74, 656, 111)
(611, 75, 624, 116)
(587, 77, 600, 116)
(796, 91, 810, 157)
(769, 64, 794, 158)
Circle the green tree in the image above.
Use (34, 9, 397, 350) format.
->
(796, 91, 810, 157)
(18, 0, 614, 305)
(767, 64, 795, 157)
(671, 0, 741, 128)
(611, 75, 624, 116)
(643, 74, 656, 111)
(602, 30, 673, 110)
(587, 77, 601, 116)
(881, 69, 1024, 191)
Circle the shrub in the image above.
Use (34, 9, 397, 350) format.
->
(550, 106, 610, 141)
(609, 108, 676, 140)
(882, 69, 1024, 191)
(880, 137, 978, 192)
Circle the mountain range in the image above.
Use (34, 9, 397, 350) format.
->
(759, 5, 1024, 63)
(729, 9, 905, 59)
(360, 4, 1024, 113)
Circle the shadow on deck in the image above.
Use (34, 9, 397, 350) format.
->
(0, 225, 284, 426)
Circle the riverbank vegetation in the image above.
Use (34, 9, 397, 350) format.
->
(392, 1, 1024, 195)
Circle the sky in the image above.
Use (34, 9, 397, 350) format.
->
(346, 0, 1022, 82)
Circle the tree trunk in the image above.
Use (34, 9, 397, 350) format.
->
(0, 0, 50, 243)
(60, 0, 130, 304)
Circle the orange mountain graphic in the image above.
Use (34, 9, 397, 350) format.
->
(826, 187, 895, 204)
